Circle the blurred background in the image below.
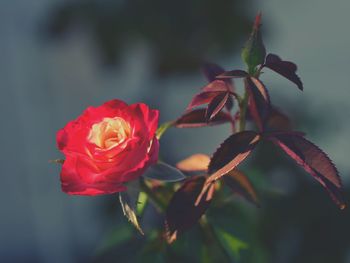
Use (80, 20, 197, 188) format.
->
(1, 0, 350, 262)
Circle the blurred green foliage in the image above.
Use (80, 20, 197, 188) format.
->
(46, 0, 252, 76)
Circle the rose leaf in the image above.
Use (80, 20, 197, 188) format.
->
(217, 70, 249, 79)
(266, 106, 292, 131)
(142, 161, 186, 182)
(224, 170, 259, 206)
(196, 131, 260, 205)
(175, 108, 231, 128)
(202, 62, 225, 82)
(208, 131, 260, 176)
(186, 80, 229, 111)
(119, 181, 144, 235)
(267, 132, 345, 209)
(176, 154, 210, 172)
(205, 92, 230, 122)
(200, 80, 229, 93)
(165, 176, 214, 243)
(187, 91, 222, 111)
(263, 53, 303, 90)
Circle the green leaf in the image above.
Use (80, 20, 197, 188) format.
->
(241, 12, 266, 74)
(214, 227, 248, 261)
(142, 161, 186, 182)
(136, 191, 148, 215)
(156, 121, 173, 139)
(119, 181, 144, 235)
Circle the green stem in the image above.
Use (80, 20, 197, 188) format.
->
(156, 121, 174, 140)
(238, 65, 263, 132)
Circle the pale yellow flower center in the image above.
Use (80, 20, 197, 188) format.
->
(88, 117, 131, 149)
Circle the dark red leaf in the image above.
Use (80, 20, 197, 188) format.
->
(208, 130, 260, 175)
(196, 131, 260, 205)
(266, 107, 292, 131)
(217, 70, 249, 79)
(264, 53, 303, 90)
(205, 92, 230, 121)
(246, 77, 270, 131)
(202, 62, 225, 82)
(267, 132, 345, 209)
(187, 80, 230, 111)
(201, 80, 229, 92)
(175, 109, 231, 128)
(187, 91, 221, 111)
(224, 170, 259, 206)
(165, 176, 214, 243)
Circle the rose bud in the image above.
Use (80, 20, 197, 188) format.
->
(56, 99, 159, 195)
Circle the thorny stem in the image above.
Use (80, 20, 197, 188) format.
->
(226, 111, 236, 133)
(238, 79, 249, 132)
(238, 66, 263, 132)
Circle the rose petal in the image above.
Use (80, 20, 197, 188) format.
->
(56, 99, 160, 196)
(60, 155, 126, 195)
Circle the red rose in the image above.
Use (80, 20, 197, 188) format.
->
(56, 99, 159, 195)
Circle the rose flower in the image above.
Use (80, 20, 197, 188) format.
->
(56, 99, 159, 195)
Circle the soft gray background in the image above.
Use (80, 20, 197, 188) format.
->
(1, 0, 349, 262)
